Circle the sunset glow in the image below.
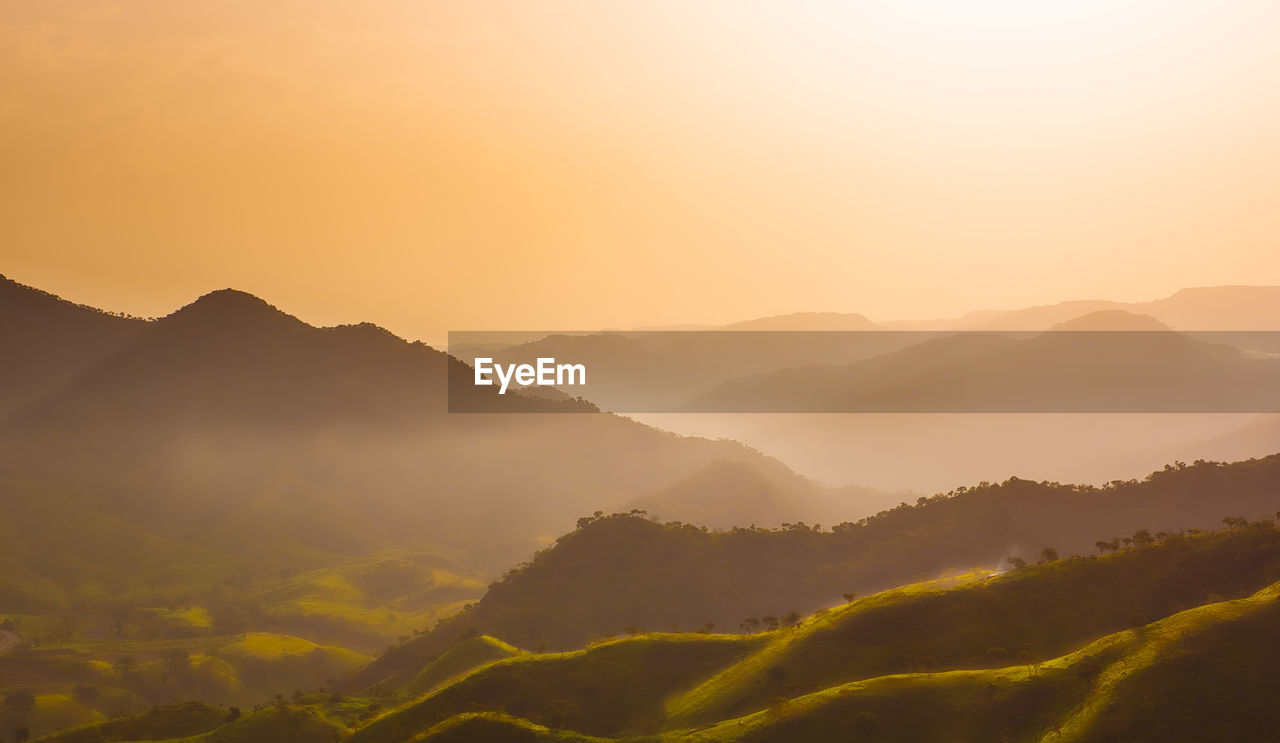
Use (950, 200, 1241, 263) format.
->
(3, 1, 1279, 339)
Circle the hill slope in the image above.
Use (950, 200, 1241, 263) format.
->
(0, 280, 818, 578)
(347, 455, 1280, 692)
(353, 522, 1280, 742)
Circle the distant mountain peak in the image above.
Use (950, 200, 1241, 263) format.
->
(1049, 310, 1173, 332)
(1165, 285, 1280, 299)
(165, 288, 297, 327)
(723, 312, 878, 331)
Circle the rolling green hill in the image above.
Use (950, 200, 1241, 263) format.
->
(23, 521, 1280, 743)
(403, 636, 523, 697)
(663, 523, 1280, 728)
(349, 455, 1280, 693)
(358, 522, 1280, 742)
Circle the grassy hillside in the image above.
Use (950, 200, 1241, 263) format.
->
(1, 632, 369, 738)
(352, 454, 1280, 692)
(22, 523, 1280, 743)
(403, 636, 523, 697)
(349, 634, 767, 742)
(31, 702, 227, 743)
(664, 523, 1280, 727)
(377, 529, 1280, 743)
(247, 553, 486, 653)
(404, 712, 608, 742)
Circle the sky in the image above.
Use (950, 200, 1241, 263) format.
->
(3, 0, 1280, 341)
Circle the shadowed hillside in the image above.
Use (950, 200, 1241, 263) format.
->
(346, 455, 1280, 692)
(0, 281, 822, 579)
(344, 522, 1280, 743)
(0, 274, 147, 419)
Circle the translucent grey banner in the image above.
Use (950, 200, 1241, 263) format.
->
(447, 331, 1280, 413)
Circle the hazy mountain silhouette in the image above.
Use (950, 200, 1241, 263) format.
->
(478, 330, 928, 412)
(969, 286, 1280, 331)
(683, 326, 1280, 412)
(0, 280, 842, 578)
(0, 274, 146, 418)
(722, 312, 878, 331)
(1048, 310, 1172, 331)
(621, 460, 905, 530)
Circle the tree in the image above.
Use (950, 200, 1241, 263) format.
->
(742, 617, 761, 634)
(842, 592, 857, 604)
(1006, 556, 1027, 570)
(1016, 644, 1040, 678)
(1039, 547, 1059, 564)
(781, 611, 801, 628)
(1095, 540, 1110, 555)
(762, 616, 780, 631)
(920, 655, 937, 677)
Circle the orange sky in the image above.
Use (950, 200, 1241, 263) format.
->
(3, 1, 1280, 341)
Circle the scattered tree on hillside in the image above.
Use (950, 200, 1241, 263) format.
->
(1039, 548, 1059, 564)
(843, 592, 858, 604)
(1016, 644, 1040, 678)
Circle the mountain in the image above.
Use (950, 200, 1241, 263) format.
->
(0, 280, 827, 583)
(1048, 309, 1172, 331)
(346, 455, 1280, 692)
(0, 274, 146, 419)
(343, 521, 1280, 743)
(721, 312, 878, 331)
(970, 286, 1280, 331)
(622, 461, 905, 531)
(24, 501, 1280, 742)
(683, 325, 1280, 412)
(1143, 285, 1280, 330)
(473, 329, 924, 412)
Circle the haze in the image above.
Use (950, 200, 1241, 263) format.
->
(4, 0, 1280, 341)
